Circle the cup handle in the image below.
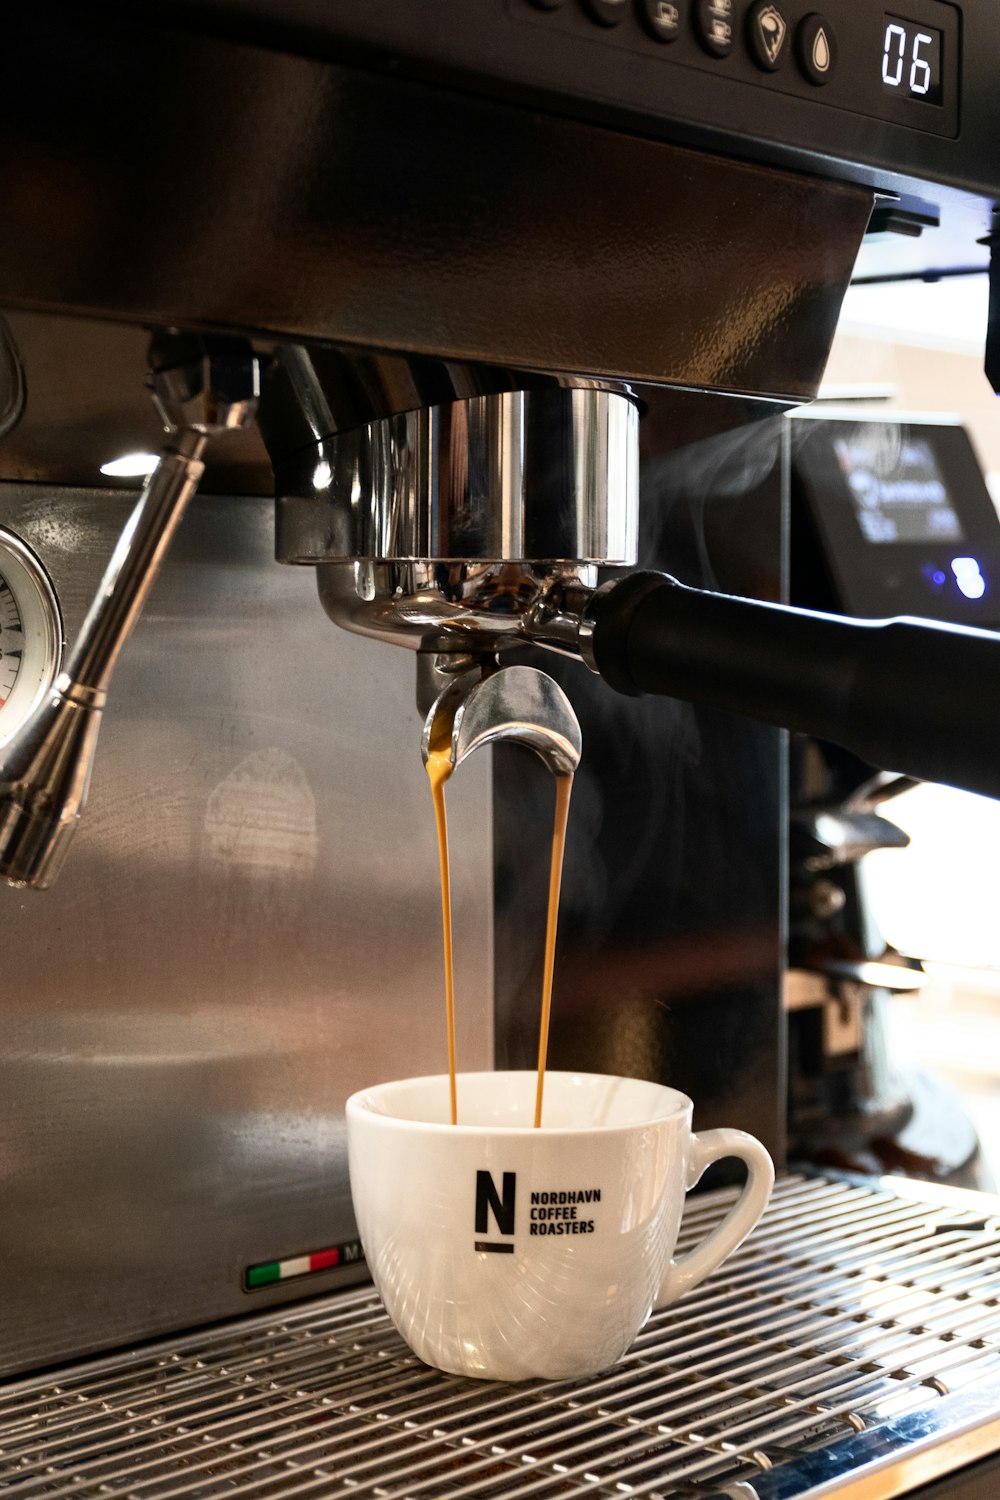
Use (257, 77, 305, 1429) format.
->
(656, 1128, 774, 1308)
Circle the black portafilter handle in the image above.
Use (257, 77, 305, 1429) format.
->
(586, 571, 1000, 801)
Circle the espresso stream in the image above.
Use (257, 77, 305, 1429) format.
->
(426, 720, 573, 1128)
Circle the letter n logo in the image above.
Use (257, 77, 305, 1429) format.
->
(474, 1170, 516, 1253)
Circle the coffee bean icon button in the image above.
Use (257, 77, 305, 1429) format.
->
(747, 1, 789, 71)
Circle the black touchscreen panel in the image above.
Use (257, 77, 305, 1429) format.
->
(792, 417, 1000, 626)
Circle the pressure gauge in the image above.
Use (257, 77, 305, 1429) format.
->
(0, 528, 62, 748)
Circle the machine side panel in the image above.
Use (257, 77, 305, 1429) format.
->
(0, 488, 493, 1377)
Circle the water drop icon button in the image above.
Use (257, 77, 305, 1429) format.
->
(797, 12, 837, 85)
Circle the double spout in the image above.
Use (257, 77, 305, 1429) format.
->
(422, 663, 582, 781)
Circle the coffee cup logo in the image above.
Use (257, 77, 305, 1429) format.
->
(475, 1170, 603, 1254)
(475, 1169, 516, 1253)
(529, 1188, 599, 1235)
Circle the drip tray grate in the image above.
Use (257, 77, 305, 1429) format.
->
(4, 1173, 1000, 1498)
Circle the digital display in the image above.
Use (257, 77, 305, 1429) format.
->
(834, 429, 964, 546)
(881, 15, 943, 105)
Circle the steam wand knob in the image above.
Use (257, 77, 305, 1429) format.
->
(0, 332, 260, 888)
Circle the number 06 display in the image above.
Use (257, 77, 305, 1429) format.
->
(882, 14, 943, 105)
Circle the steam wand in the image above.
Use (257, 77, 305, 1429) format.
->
(0, 332, 260, 888)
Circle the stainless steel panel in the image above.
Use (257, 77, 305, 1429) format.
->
(3, 1174, 1000, 1497)
(0, 484, 492, 1375)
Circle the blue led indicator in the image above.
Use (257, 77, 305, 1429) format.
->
(951, 556, 986, 601)
(932, 569, 946, 587)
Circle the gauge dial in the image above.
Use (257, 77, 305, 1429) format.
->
(0, 529, 62, 747)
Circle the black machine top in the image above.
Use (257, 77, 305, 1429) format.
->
(121, 0, 996, 204)
(4, 1, 995, 406)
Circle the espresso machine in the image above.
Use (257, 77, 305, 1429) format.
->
(5, 2, 1000, 1496)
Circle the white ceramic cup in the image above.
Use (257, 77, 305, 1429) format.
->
(346, 1070, 774, 1381)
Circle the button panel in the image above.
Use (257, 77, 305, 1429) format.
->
(515, 0, 958, 141)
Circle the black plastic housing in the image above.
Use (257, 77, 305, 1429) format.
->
(590, 571, 1000, 799)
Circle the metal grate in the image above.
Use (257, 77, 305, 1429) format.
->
(4, 1173, 1000, 1499)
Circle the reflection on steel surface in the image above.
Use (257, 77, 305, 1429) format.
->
(203, 748, 318, 878)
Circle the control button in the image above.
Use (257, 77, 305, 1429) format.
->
(582, 0, 628, 23)
(695, 0, 735, 58)
(638, 0, 684, 42)
(526, 0, 567, 9)
(952, 556, 987, 601)
(796, 13, 836, 84)
(747, 1, 789, 70)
